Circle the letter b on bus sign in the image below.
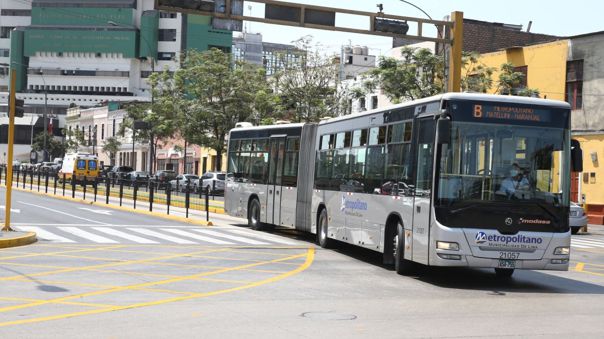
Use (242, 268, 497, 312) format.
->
(14, 98, 24, 118)
(473, 105, 483, 118)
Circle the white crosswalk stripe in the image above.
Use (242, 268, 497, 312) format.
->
(193, 229, 268, 245)
(572, 237, 604, 249)
(92, 227, 158, 244)
(227, 229, 297, 245)
(127, 228, 197, 244)
(161, 228, 234, 245)
(58, 227, 118, 244)
(16, 226, 74, 243)
(13, 225, 300, 246)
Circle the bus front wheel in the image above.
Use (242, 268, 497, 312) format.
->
(494, 268, 514, 278)
(317, 209, 333, 249)
(248, 199, 263, 230)
(394, 223, 414, 275)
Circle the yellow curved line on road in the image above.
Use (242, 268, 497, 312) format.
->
(0, 247, 314, 328)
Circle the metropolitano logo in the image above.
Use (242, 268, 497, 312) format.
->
(475, 231, 487, 244)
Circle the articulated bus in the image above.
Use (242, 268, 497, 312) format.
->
(225, 93, 582, 277)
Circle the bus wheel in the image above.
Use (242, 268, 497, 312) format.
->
(248, 199, 263, 230)
(394, 223, 414, 275)
(317, 209, 333, 249)
(494, 268, 514, 279)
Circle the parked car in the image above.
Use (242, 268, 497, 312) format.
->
(199, 171, 226, 194)
(169, 174, 199, 192)
(100, 165, 113, 178)
(126, 171, 150, 187)
(108, 166, 134, 180)
(570, 202, 588, 234)
(39, 162, 61, 175)
(153, 170, 177, 189)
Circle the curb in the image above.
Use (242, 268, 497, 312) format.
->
(0, 231, 37, 249)
(7, 186, 214, 226)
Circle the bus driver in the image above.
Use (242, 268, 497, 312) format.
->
(498, 163, 529, 198)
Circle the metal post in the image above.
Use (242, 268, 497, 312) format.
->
(44, 171, 49, 193)
(29, 169, 33, 190)
(133, 175, 138, 209)
(3, 70, 16, 231)
(53, 173, 57, 195)
(119, 178, 123, 206)
(71, 174, 76, 198)
(185, 180, 190, 218)
(166, 184, 171, 215)
(83, 177, 87, 200)
(62, 173, 66, 196)
(132, 127, 136, 169)
(149, 181, 154, 212)
(205, 185, 210, 222)
(105, 177, 110, 204)
(93, 177, 98, 202)
(37, 170, 41, 192)
(16, 169, 20, 188)
(43, 89, 48, 161)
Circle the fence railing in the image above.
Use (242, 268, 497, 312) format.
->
(0, 167, 224, 221)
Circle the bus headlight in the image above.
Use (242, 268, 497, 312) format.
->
(436, 241, 459, 251)
(554, 247, 570, 255)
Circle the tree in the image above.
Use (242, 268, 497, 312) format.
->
(271, 36, 341, 122)
(364, 47, 445, 103)
(461, 51, 495, 93)
(102, 137, 121, 166)
(496, 62, 540, 97)
(63, 128, 85, 153)
(177, 48, 272, 171)
(32, 131, 66, 159)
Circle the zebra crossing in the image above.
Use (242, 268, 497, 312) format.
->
(13, 225, 299, 246)
(571, 236, 604, 250)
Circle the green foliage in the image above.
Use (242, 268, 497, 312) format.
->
(365, 47, 445, 103)
(32, 131, 66, 159)
(497, 62, 525, 95)
(63, 128, 85, 152)
(461, 51, 495, 93)
(271, 36, 342, 122)
(102, 137, 121, 165)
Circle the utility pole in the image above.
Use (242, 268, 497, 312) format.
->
(448, 11, 463, 93)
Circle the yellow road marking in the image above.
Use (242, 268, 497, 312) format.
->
(0, 248, 228, 282)
(0, 296, 117, 308)
(575, 262, 585, 272)
(188, 254, 302, 266)
(0, 248, 314, 327)
(0, 245, 126, 261)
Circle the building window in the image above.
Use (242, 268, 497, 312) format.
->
(112, 119, 116, 137)
(1, 9, 31, 16)
(513, 65, 528, 89)
(101, 124, 105, 140)
(159, 12, 177, 18)
(0, 27, 15, 38)
(157, 52, 175, 61)
(566, 60, 583, 110)
(0, 48, 9, 57)
(158, 29, 177, 41)
(359, 97, 366, 111)
(371, 95, 378, 110)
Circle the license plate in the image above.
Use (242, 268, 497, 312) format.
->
(498, 259, 516, 269)
(570, 211, 578, 216)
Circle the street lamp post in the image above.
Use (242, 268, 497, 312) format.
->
(38, 69, 49, 162)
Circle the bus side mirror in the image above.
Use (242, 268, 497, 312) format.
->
(437, 119, 451, 144)
(571, 139, 583, 172)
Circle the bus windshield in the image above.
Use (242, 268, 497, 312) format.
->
(435, 121, 569, 232)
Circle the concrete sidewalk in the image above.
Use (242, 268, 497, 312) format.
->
(0, 230, 37, 248)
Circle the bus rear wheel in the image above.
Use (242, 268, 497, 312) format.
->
(394, 223, 414, 275)
(317, 209, 333, 249)
(248, 199, 263, 230)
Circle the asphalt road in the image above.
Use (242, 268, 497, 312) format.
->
(1, 189, 604, 338)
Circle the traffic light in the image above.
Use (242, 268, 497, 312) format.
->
(374, 18, 409, 35)
(14, 98, 24, 118)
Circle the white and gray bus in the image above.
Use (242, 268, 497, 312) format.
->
(225, 93, 582, 277)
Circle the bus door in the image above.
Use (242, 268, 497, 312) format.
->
(412, 118, 435, 264)
(266, 136, 286, 225)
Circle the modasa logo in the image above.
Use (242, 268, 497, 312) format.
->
(340, 195, 368, 212)
(474, 232, 543, 245)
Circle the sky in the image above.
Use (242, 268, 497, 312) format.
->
(241, 0, 604, 55)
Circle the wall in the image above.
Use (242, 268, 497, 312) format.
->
(477, 40, 569, 101)
(569, 33, 604, 131)
(573, 134, 604, 205)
